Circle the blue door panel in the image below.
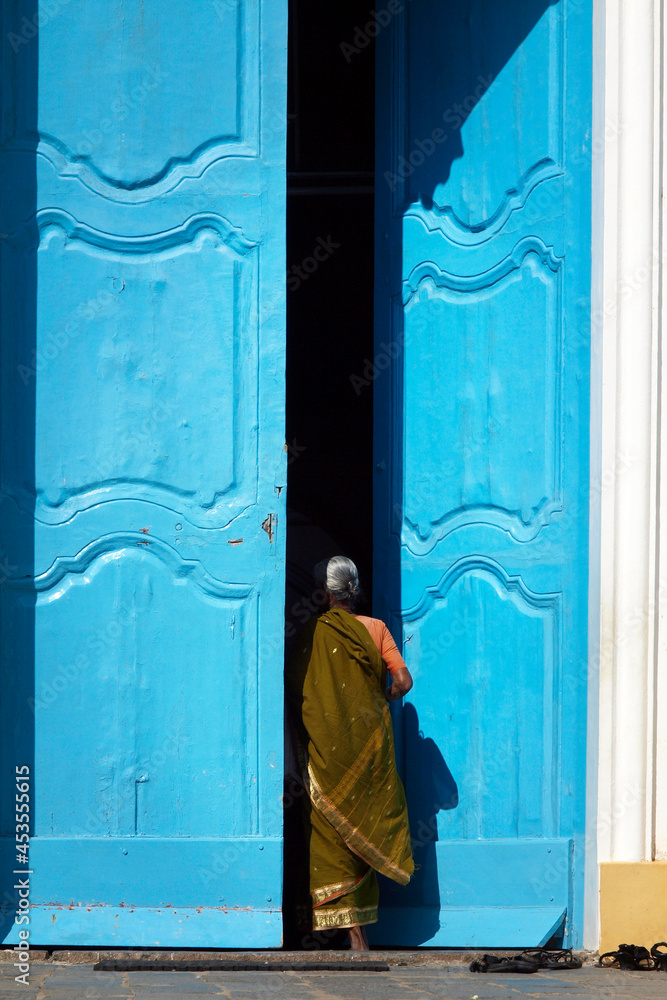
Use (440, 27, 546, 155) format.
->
(375, 839, 570, 946)
(377, 906, 567, 950)
(400, 562, 561, 841)
(374, 0, 591, 948)
(0, 838, 282, 946)
(0, 0, 287, 946)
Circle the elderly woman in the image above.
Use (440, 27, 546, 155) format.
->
(286, 556, 414, 950)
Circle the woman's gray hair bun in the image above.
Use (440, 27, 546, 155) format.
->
(313, 555, 360, 602)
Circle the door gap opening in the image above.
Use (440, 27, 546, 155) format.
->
(285, 0, 375, 628)
(283, 1, 376, 950)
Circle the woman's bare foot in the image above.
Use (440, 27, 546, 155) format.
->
(348, 924, 369, 951)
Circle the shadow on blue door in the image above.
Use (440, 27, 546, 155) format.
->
(377, 704, 458, 944)
(403, 0, 560, 208)
(378, 0, 564, 655)
(0, 0, 38, 940)
(374, 0, 571, 947)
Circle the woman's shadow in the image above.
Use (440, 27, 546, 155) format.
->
(374, 702, 458, 945)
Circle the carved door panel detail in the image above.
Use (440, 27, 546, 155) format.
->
(0, 0, 287, 947)
(374, 0, 591, 948)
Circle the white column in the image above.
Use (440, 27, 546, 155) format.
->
(584, 0, 607, 951)
(598, 0, 662, 872)
(655, 0, 667, 862)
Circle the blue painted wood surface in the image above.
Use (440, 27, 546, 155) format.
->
(372, 839, 571, 946)
(373, 0, 592, 948)
(0, 0, 287, 946)
(376, 908, 566, 949)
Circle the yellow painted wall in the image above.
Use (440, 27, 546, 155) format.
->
(600, 862, 667, 954)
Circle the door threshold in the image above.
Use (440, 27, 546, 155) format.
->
(0, 947, 597, 967)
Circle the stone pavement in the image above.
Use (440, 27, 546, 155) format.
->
(1, 959, 667, 1000)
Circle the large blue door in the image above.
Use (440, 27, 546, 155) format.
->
(0, 0, 287, 945)
(374, 0, 592, 947)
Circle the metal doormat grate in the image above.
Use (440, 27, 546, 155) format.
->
(94, 959, 390, 972)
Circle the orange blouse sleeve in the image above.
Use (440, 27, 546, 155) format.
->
(355, 614, 408, 676)
(378, 621, 408, 677)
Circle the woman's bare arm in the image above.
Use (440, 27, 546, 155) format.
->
(386, 667, 413, 701)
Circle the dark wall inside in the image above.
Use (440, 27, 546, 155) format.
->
(286, 1, 375, 613)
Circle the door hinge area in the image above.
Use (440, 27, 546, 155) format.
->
(262, 513, 276, 543)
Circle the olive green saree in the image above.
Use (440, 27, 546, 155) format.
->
(286, 607, 413, 930)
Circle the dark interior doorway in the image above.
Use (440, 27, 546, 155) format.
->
(285, 1, 375, 620)
(284, 1, 376, 948)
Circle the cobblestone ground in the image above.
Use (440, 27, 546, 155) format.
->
(1, 963, 667, 1000)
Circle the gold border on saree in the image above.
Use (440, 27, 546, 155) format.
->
(308, 765, 411, 885)
(311, 875, 362, 907)
(312, 905, 378, 930)
(312, 866, 373, 907)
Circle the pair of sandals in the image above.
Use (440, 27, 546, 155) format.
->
(470, 949, 582, 974)
(599, 942, 667, 971)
